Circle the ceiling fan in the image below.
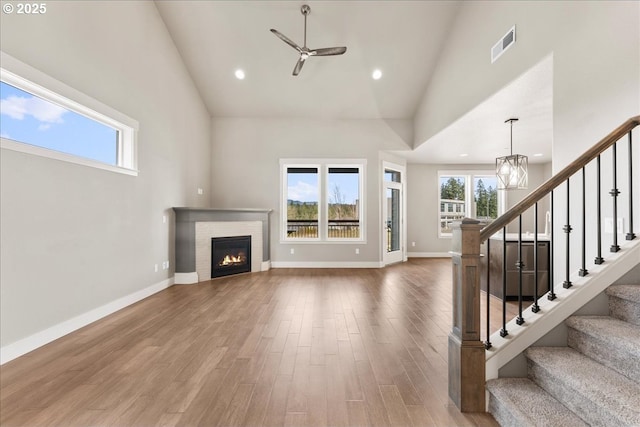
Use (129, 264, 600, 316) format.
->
(270, 4, 347, 76)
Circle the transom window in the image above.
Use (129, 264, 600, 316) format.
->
(438, 171, 501, 237)
(1, 81, 119, 165)
(1, 53, 138, 175)
(281, 159, 365, 242)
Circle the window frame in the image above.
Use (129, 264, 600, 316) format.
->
(281, 159, 366, 244)
(282, 162, 322, 243)
(0, 52, 138, 176)
(325, 163, 365, 242)
(437, 170, 504, 238)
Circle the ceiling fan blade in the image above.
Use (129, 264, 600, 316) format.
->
(270, 29, 302, 52)
(310, 46, 347, 56)
(292, 56, 306, 76)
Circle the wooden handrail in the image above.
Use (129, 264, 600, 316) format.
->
(480, 115, 640, 242)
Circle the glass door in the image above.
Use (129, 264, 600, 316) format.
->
(383, 166, 404, 265)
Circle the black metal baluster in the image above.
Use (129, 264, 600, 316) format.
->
(532, 203, 540, 313)
(500, 226, 508, 337)
(548, 191, 556, 300)
(611, 141, 621, 252)
(595, 155, 604, 264)
(563, 179, 573, 289)
(627, 131, 636, 241)
(485, 238, 492, 349)
(579, 167, 588, 277)
(516, 215, 525, 325)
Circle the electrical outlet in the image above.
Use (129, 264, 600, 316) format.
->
(197, 188, 204, 195)
(154, 264, 158, 273)
(411, 241, 416, 247)
(162, 215, 167, 224)
(355, 248, 360, 254)
(290, 248, 295, 255)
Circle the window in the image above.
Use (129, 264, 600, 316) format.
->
(282, 159, 365, 242)
(438, 171, 501, 237)
(327, 167, 361, 240)
(0, 53, 138, 175)
(473, 176, 499, 220)
(286, 166, 320, 239)
(384, 169, 401, 183)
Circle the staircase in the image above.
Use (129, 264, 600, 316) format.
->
(448, 117, 640, 415)
(487, 283, 640, 426)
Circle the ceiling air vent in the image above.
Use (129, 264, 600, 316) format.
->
(491, 26, 516, 63)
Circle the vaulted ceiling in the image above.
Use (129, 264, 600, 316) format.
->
(155, 1, 460, 120)
(155, 1, 553, 164)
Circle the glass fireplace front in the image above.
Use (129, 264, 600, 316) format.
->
(211, 235, 251, 278)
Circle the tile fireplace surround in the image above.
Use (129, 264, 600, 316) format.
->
(172, 208, 272, 284)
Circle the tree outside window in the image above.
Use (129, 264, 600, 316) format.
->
(438, 172, 500, 237)
(439, 176, 466, 235)
(282, 161, 365, 242)
(474, 177, 498, 220)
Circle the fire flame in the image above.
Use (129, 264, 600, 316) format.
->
(219, 252, 246, 266)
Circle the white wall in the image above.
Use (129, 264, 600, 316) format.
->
(413, 0, 639, 283)
(0, 2, 211, 350)
(414, 1, 639, 162)
(210, 118, 411, 265)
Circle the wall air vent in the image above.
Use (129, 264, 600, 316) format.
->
(491, 25, 516, 64)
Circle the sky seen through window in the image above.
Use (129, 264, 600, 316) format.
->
(0, 81, 118, 165)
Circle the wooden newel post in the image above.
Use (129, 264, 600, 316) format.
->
(448, 218, 485, 412)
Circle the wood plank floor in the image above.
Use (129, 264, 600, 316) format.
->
(1, 259, 514, 426)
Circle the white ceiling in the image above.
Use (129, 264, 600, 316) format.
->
(396, 55, 553, 164)
(155, 0, 460, 120)
(155, 1, 553, 165)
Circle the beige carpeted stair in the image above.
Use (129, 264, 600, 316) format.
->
(487, 283, 640, 427)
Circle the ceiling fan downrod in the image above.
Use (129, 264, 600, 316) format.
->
(301, 4, 310, 48)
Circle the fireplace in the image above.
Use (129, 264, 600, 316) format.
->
(211, 235, 251, 278)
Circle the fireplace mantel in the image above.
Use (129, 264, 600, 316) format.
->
(173, 208, 272, 283)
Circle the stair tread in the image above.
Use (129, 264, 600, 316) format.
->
(525, 346, 640, 426)
(487, 378, 589, 426)
(606, 284, 640, 303)
(566, 315, 640, 351)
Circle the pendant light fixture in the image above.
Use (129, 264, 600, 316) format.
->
(496, 118, 528, 190)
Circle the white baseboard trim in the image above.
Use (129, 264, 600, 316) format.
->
(407, 252, 451, 258)
(261, 260, 271, 271)
(0, 277, 174, 365)
(174, 272, 199, 284)
(271, 261, 384, 269)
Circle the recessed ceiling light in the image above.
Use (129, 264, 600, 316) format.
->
(533, 153, 543, 157)
(372, 69, 382, 80)
(235, 69, 245, 80)
(459, 153, 469, 157)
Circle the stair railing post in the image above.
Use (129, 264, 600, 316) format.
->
(449, 218, 485, 413)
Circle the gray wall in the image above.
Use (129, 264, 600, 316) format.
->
(0, 2, 211, 347)
(406, 163, 551, 255)
(210, 118, 411, 265)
